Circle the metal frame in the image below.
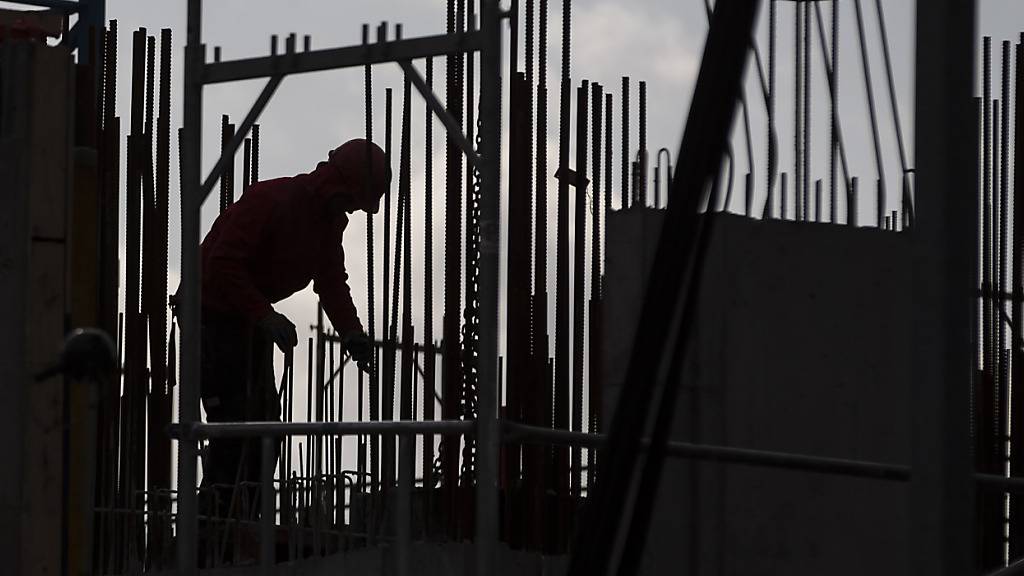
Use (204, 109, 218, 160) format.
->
(171, 1, 991, 574)
(176, 2, 504, 573)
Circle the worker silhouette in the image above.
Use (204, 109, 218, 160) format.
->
(198, 138, 388, 522)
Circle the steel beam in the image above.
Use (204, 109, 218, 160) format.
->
(398, 59, 480, 167)
(203, 32, 483, 84)
(910, 0, 977, 574)
(199, 74, 283, 203)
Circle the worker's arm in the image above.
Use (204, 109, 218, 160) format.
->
(203, 190, 277, 323)
(314, 236, 364, 336)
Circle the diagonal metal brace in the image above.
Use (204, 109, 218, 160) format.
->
(397, 59, 481, 169)
(200, 74, 284, 204)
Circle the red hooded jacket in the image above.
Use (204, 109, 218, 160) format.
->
(201, 161, 363, 335)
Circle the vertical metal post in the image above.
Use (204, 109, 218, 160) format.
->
(177, 0, 202, 573)
(261, 436, 275, 574)
(397, 433, 412, 576)
(911, 0, 976, 573)
(477, 0, 501, 572)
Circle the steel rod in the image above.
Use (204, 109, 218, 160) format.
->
(853, 0, 886, 225)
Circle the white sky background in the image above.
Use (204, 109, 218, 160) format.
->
(9, 0, 1024, 484)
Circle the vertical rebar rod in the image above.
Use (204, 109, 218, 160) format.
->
(794, 2, 802, 219)
(252, 123, 260, 184)
(1000, 39, 1012, 560)
(812, 1, 854, 217)
(830, 1, 837, 222)
(873, 0, 908, 176)
(802, 1, 811, 222)
(765, 0, 776, 219)
(242, 138, 251, 193)
(781, 172, 788, 220)
(529, 0, 550, 551)
(815, 179, 822, 223)
(554, 0, 573, 506)
(850, 176, 859, 227)
(621, 76, 629, 210)
(639, 80, 647, 207)
(360, 25, 379, 510)
(589, 82, 603, 492)
(442, 0, 464, 537)
(853, 0, 885, 226)
(1010, 39, 1024, 561)
(983, 43, 994, 527)
(384, 83, 399, 494)
(423, 55, 435, 495)
(219, 115, 230, 213)
(571, 81, 588, 499)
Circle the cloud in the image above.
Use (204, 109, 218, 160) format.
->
(572, 1, 700, 90)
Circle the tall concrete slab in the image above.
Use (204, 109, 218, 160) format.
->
(605, 209, 911, 575)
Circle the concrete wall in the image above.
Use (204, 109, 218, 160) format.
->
(0, 41, 73, 576)
(604, 209, 912, 576)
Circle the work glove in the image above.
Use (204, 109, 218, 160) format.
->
(343, 330, 373, 374)
(257, 310, 298, 352)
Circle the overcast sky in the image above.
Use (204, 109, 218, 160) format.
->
(8, 0, 1024, 479)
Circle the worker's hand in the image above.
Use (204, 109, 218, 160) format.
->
(343, 330, 373, 374)
(257, 310, 298, 352)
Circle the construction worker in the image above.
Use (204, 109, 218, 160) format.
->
(197, 138, 388, 522)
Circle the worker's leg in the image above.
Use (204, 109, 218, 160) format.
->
(199, 310, 252, 519)
(236, 328, 282, 519)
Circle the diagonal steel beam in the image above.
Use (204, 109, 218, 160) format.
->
(199, 74, 283, 204)
(397, 59, 480, 168)
(205, 32, 483, 84)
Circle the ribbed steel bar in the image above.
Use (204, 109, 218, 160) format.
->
(764, 0, 775, 219)
(384, 84, 397, 494)
(423, 55, 435, 496)
(242, 138, 251, 191)
(829, 1, 837, 222)
(571, 80, 588, 499)
(441, 0, 464, 537)
(219, 115, 230, 213)
(554, 0, 572, 504)
(802, 1, 810, 222)
(123, 30, 147, 565)
(1011, 39, 1024, 561)
(621, 76, 629, 210)
(251, 123, 259, 184)
(506, 70, 530, 515)
(852, 0, 885, 227)
(809, 2, 853, 222)
(529, 0, 550, 551)
(399, 67, 414, 436)
(588, 82, 603, 491)
(794, 2, 802, 220)
(146, 28, 172, 567)
(1000, 44, 1012, 559)
(461, 0, 480, 496)
(638, 80, 647, 207)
